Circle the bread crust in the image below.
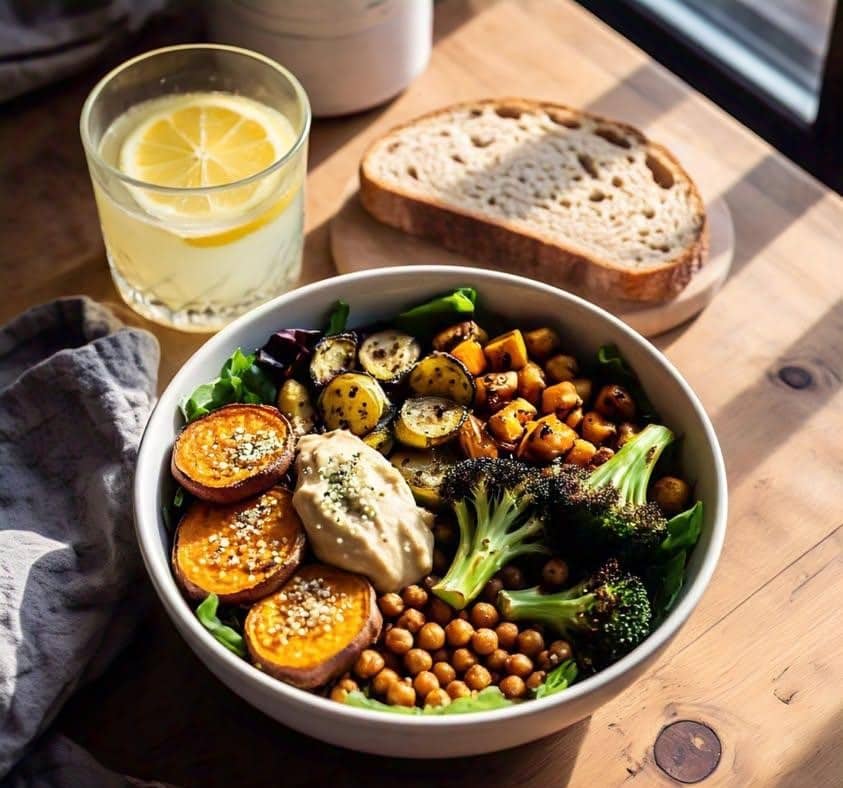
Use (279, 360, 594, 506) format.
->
(360, 98, 708, 303)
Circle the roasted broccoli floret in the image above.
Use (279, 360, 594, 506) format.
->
(431, 458, 549, 610)
(498, 559, 652, 672)
(547, 423, 674, 563)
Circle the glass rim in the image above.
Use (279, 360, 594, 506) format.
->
(79, 43, 311, 195)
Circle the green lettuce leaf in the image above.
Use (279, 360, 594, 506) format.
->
(196, 594, 247, 658)
(344, 686, 512, 715)
(326, 299, 350, 335)
(180, 347, 277, 421)
(533, 659, 578, 699)
(660, 501, 703, 555)
(594, 344, 658, 421)
(394, 287, 478, 339)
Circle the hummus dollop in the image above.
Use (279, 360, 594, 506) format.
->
(292, 430, 434, 591)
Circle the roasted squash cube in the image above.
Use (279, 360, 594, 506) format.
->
(484, 330, 529, 371)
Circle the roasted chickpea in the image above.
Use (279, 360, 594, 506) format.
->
(483, 576, 505, 603)
(336, 675, 359, 693)
(432, 548, 450, 575)
(545, 354, 578, 383)
(471, 628, 499, 656)
(595, 384, 636, 421)
(353, 649, 385, 679)
(470, 602, 500, 629)
(517, 361, 547, 406)
(591, 446, 615, 466)
(476, 371, 518, 413)
(330, 686, 349, 702)
(452, 648, 477, 673)
(396, 608, 426, 634)
(500, 564, 526, 590)
(372, 667, 400, 695)
(523, 327, 561, 360)
(446, 680, 471, 700)
(616, 421, 640, 448)
(571, 378, 593, 403)
(582, 411, 617, 446)
(536, 649, 551, 671)
(431, 648, 450, 664)
(495, 622, 519, 650)
(387, 679, 416, 707)
(417, 622, 446, 651)
(426, 597, 453, 627)
(464, 664, 492, 691)
(402, 584, 429, 609)
(413, 670, 440, 697)
(505, 653, 534, 678)
(432, 661, 457, 686)
(548, 640, 573, 666)
(385, 627, 413, 655)
(525, 670, 546, 691)
(445, 618, 474, 647)
(652, 476, 692, 515)
(517, 629, 545, 658)
(566, 438, 597, 467)
(499, 674, 527, 699)
(541, 558, 569, 587)
(486, 648, 509, 672)
(424, 688, 451, 708)
(404, 648, 433, 676)
(378, 593, 404, 618)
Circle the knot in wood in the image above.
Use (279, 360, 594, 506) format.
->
(777, 365, 813, 389)
(654, 720, 721, 783)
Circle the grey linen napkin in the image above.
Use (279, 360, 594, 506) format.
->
(0, 297, 160, 783)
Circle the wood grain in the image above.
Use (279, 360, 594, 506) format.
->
(2, 1, 843, 786)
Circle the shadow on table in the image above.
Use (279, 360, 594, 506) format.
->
(654, 152, 826, 349)
(55, 603, 591, 788)
(708, 297, 843, 490)
(772, 707, 843, 788)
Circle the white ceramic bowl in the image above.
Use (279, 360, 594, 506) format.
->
(134, 266, 727, 758)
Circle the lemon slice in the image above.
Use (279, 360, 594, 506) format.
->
(119, 93, 296, 224)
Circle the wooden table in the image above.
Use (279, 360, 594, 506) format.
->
(3, 1, 842, 785)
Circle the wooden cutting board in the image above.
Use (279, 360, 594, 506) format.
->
(330, 175, 734, 338)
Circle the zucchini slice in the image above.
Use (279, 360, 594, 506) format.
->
(310, 332, 358, 387)
(318, 372, 388, 435)
(359, 330, 421, 383)
(394, 396, 467, 448)
(363, 421, 395, 456)
(408, 352, 475, 406)
(390, 448, 459, 509)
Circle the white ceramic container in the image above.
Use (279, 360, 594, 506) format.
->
(207, 0, 433, 117)
(134, 266, 727, 758)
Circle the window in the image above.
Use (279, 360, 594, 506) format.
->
(627, 0, 836, 122)
(579, 0, 843, 191)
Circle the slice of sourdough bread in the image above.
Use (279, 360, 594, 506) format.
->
(359, 99, 708, 302)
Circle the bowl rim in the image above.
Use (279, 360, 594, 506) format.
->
(134, 264, 727, 727)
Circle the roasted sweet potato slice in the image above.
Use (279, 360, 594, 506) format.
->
(245, 564, 382, 689)
(171, 404, 293, 503)
(172, 488, 305, 605)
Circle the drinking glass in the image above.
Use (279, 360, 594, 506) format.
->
(81, 45, 311, 332)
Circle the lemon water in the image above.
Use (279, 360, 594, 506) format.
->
(95, 92, 305, 331)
